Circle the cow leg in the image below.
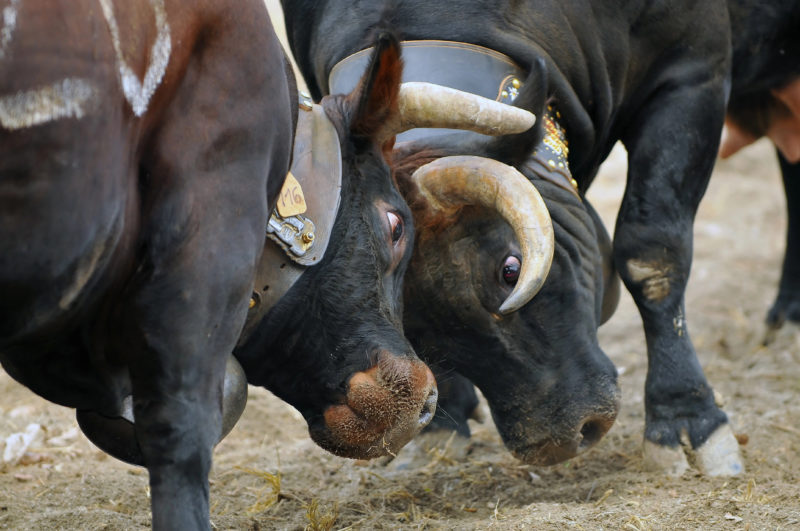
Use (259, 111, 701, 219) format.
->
(765, 151, 800, 335)
(423, 368, 480, 437)
(615, 76, 743, 476)
(122, 8, 292, 529)
(126, 180, 267, 530)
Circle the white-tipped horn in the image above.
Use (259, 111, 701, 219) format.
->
(393, 82, 536, 137)
(412, 155, 554, 314)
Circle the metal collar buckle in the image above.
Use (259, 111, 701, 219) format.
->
(266, 210, 316, 262)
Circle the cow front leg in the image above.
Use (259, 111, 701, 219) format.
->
(765, 151, 800, 339)
(121, 4, 291, 526)
(133, 376, 222, 530)
(423, 368, 481, 437)
(616, 76, 743, 476)
(124, 205, 262, 529)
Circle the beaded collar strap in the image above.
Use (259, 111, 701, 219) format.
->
(524, 106, 579, 199)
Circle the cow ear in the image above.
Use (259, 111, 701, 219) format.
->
(348, 33, 403, 140)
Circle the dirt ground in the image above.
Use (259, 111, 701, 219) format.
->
(3, 5, 800, 530)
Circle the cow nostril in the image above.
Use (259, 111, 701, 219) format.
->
(578, 416, 612, 451)
(418, 386, 438, 428)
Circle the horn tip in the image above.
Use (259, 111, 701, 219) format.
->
(517, 111, 537, 132)
(498, 298, 523, 315)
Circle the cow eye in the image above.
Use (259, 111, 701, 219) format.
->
(387, 211, 403, 244)
(502, 256, 521, 285)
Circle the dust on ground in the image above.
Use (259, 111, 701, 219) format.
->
(2, 3, 799, 529)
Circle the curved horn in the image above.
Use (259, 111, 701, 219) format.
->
(411, 156, 554, 315)
(395, 82, 536, 137)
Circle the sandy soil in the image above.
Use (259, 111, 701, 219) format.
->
(2, 4, 800, 530)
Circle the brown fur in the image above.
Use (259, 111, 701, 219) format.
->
(392, 148, 466, 236)
(348, 37, 403, 140)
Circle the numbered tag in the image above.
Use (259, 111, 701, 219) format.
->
(277, 171, 307, 217)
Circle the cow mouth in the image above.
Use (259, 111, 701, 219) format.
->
(310, 352, 438, 458)
(509, 412, 618, 466)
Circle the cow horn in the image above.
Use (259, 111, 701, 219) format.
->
(393, 82, 536, 137)
(411, 155, 554, 315)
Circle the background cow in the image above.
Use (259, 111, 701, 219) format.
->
(720, 2, 800, 337)
(764, 154, 800, 337)
(280, 0, 799, 477)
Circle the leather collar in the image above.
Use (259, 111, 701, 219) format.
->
(330, 40, 579, 199)
(240, 95, 342, 342)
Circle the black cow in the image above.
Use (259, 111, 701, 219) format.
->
(721, 3, 800, 335)
(0, 2, 535, 528)
(281, 0, 798, 476)
(765, 154, 800, 335)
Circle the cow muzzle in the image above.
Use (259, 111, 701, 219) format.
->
(509, 398, 620, 466)
(311, 352, 438, 458)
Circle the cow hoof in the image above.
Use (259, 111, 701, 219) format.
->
(642, 439, 689, 476)
(761, 317, 800, 347)
(692, 424, 744, 476)
(642, 423, 744, 476)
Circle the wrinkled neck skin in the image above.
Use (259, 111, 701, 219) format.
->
(403, 177, 618, 456)
(234, 96, 415, 428)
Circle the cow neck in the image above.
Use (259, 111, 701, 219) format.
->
(329, 40, 580, 200)
(522, 107, 580, 200)
(239, 95, 342, 344)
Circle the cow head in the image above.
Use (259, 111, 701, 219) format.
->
(236, 34, 537, 459)
(393, 76, 620, 465)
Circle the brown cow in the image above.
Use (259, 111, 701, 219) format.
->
(0, 2, 536, 528)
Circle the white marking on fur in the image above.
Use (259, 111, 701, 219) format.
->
(0, 77, 96, 130)
(98, 0, 171, 116)
(626, 258, 672, 302)
(672, 309, 685, 337)
(0, 0, 21, 60)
